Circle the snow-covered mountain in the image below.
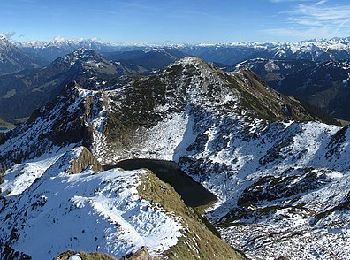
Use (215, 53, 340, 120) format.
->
(0, 35, 39, 75)
(6, 36, 350, 124)
(0, 69, 243, 259)
(180, 37, 350, 65)
(91, 58, 350, 259)
(0, 148, 183, 259)
(15, 39, 126, 65)
(13, 36, 350, 66)
(1, 57, 350, 259)
(0, 49, 126, 122)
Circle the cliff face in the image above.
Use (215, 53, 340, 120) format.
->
(0, 81, 105, 172)
(70, 147, 102, 174)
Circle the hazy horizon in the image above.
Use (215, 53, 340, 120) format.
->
(2, 33, 350, 46)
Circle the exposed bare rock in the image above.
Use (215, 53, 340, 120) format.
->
(70, 147, 103, 174)
(121, 247, 156, 260)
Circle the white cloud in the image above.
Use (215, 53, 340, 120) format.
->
(315, 0, 328, 5)
(265, 1, 350, 40)
(53, 36, 65, 42)
(270, 0, 314, 3)
(288, 3, 350, 31)
(262, 26, 335, 39)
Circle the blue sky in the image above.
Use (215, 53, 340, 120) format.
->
(1, 0, 350, 43)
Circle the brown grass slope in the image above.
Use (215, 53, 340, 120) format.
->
(138, 171, 245, 260)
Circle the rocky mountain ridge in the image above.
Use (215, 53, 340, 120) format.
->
(0, 57, 349, 259)
(236, 58, 350, 121)
(2, 35, 350, 126)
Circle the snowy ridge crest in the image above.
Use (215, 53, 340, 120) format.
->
(0, 147, 182, 259)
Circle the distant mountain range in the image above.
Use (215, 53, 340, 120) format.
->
(0, 35, 40, 75)
(0, 49, 126, 122)
(2, 36, 350, 124)
(102, 48, 186, 73)
(235, 58, 350, 121)
(14, 36, 350, 65)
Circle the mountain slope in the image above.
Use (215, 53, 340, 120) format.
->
(0, 148, 182, 259)
(97, 57, 318, 163)
(234, 58, 316, 89)
(138, 171, 243, 260)
(0, 149, 242, 259)
(0, 35, 39, 75)
(1, 57, 350, 259)
(0, 72, 243, 259)
(92, 58, 350, 259)
(0, 49, 124, 121)
(0, 81, 104, 171)
(236, 58, 350, 121)
(281, 60, 350, 120)
(0, 117, 14, 132)
(103, 48, 186, 74)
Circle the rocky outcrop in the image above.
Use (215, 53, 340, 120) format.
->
(70, 147, 102, 174)
(121, 247, 155, 260)
(56, 247, 156, 260)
